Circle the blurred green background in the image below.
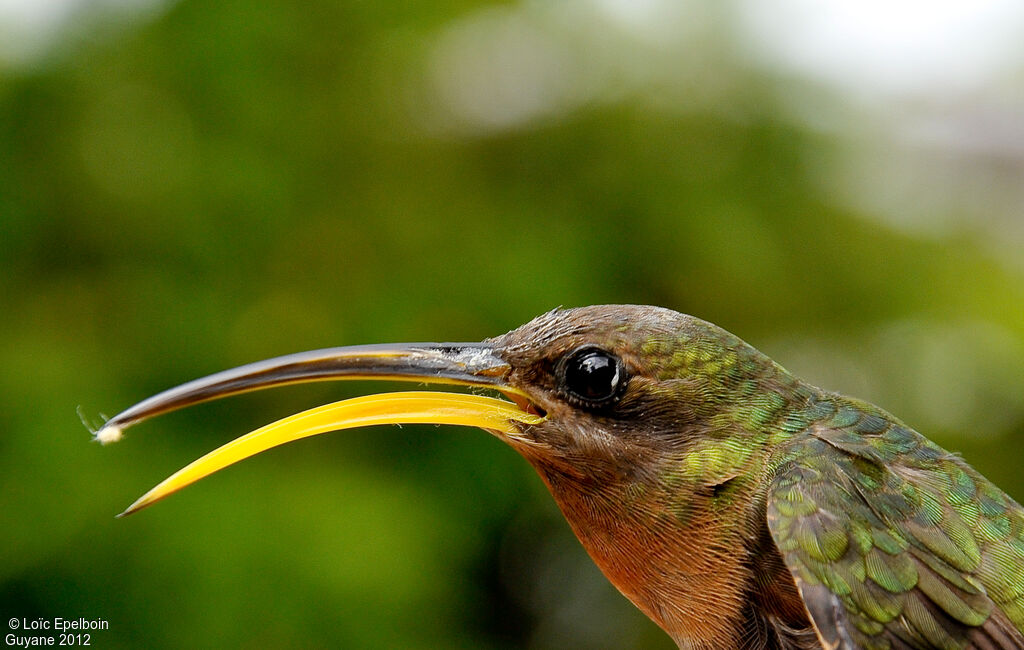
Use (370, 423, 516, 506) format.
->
(2, 1, 1023, 648)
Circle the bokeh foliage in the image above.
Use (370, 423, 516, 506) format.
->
(1, 1, 1022, 648)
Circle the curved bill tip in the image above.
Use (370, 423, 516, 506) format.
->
(117, 390, 545, 517)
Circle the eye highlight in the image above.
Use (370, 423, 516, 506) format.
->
(558, 346, 627, 408)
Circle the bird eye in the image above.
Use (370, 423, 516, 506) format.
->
(559, 346, 626, 408)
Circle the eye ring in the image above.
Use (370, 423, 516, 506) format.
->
(557, 345, 628, 409)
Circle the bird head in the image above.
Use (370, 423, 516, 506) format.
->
(101, 305, 786, 510)
(100, 305, 805, 639)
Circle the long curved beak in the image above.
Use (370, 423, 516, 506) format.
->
(98, 343, 544, 516)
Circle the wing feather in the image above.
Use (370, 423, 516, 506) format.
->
(766, 401, 1024, 650)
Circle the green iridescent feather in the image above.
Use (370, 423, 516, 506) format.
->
(766, 395, 1024, 649)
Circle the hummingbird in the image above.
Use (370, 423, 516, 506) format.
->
(97, 305, 1024, 649)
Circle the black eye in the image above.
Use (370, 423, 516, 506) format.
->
(559, 346, 627, 407)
